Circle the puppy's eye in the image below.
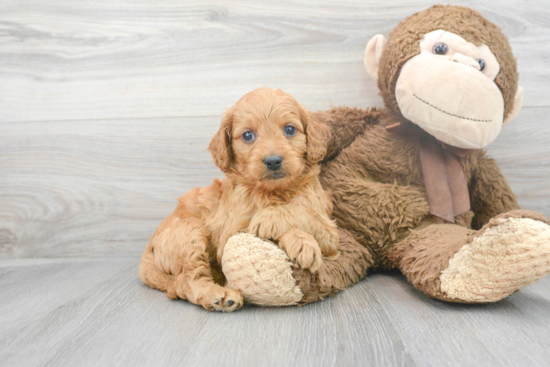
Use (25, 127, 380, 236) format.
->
(432, 43, 448, 55)
(283, 125, 296, 137)
(476, 58, 486, 72)
(242, 131, 255, 143)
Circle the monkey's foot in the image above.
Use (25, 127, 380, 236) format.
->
(222, 233, 304, 307)
(440, 210, 550, 302)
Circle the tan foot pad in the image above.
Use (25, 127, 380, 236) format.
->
(440, 217, 550, 302)
(222, 233, 304, 306)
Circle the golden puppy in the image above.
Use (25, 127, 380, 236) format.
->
(139, 87, 338, 312)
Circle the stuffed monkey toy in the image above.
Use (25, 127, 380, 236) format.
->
(222, 5, 550, 306)
(314, 4, 550, 303)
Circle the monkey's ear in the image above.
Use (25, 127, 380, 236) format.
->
(364, 34, 387, 80)
(503, 86, 523, 126)
(300, 104, 331, 164)
(208, 108, 233, 172)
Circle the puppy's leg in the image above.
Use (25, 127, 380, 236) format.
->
(278, 228, 323, 272)
(175, 228, 242, 312)
(140, 214, 242, 312)
(249, 207, 337, 269)
(312, 218, 339, 259)
(139, 245, 178, 299)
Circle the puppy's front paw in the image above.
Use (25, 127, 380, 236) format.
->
(317, 232, 339, 259)
(199, 284, 243, 313)
(248, 208, 291, 240)
(278, 229, 323, 272)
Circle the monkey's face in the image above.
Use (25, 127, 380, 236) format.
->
(365, 11, 524, 150)
(395, 30, 505, 149)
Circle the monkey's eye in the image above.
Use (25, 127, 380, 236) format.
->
(476, 58, 486, 72)
(242, 130, 256, 143)
(283, 125, 296, 137)
(432, 43, 448, 55)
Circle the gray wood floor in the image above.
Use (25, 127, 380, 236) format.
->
(1, 258, 550, 367)
(1, 1, 549, 366)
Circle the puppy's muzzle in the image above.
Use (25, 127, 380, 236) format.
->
(264, 155, 283, 171)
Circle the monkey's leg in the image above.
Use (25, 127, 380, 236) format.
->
(139, 214, 243, 312)
(223, 229, 374, 306)
(386, 210, 550, 303)
(293, 228, 375, 305)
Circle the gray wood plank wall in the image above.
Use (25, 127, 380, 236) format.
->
(1, 0, 549, 259)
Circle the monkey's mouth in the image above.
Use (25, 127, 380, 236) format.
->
(413, 94, 492, 123)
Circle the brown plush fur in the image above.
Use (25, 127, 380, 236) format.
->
(317, 108, 493, 263)
(139, 87, 338, 311)
(317, 104, 550, 302)
(378, 5, 518, 121)
(311, 6, 550, 303)
(386, 222, 473, 302)
(292, 228, 374, 305)
(383, 209, 550, 303)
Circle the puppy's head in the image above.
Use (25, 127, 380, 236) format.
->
(208, 87, 330, 190)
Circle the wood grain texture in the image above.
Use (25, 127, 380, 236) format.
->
(1, 0, 549, 258)
(1, 0, 550, 124)
(0, 259, 549, 367)
(1, 110, 548, 258)
(370, 272, 550, 367)
(1, 2, 550, 366)
(0, 116, 223, 257)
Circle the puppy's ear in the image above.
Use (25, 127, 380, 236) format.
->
(300, 104, 331, 163)
(208, 108, 233, 172)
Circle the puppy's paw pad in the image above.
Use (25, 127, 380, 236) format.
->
(203, 286, 243, 313)
(221, 288, 243, 312)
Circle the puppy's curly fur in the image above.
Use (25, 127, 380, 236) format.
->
(139, 88, 337, 312)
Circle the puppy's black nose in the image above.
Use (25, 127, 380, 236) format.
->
(264, 155, 283, 171)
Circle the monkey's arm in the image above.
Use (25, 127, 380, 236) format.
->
(313, 107, 381, 161)
(469, 151, 520, 230)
